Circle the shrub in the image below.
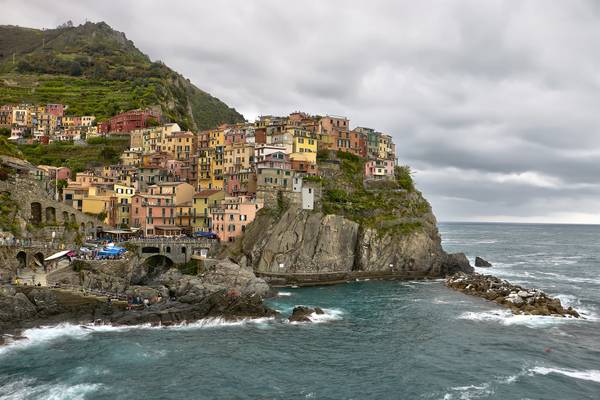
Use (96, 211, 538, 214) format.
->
(395, 165, 415, 192)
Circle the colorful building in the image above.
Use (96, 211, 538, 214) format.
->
(99, 109, 161, 134)
(209, 196, 263, 242)
(192, 189, 225, 230)
(364, 159, 395, 179)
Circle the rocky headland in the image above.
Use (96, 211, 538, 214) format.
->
(231, 156, 473, 286)
(446, 272, 580, 318)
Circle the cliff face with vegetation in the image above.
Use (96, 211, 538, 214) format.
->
(234, 152, 472, 284)
(0, 22, 244, 130)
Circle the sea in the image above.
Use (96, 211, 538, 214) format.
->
(0, 222, 599, 399)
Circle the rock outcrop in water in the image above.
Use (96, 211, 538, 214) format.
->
(445, 272, 580, 318)
(288, 306, 325, 323)
(475, 257, 492, 267)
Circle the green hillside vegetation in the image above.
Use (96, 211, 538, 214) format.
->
(0, 22, 244, 130)
(17, 136, 129, 176)
(320, 151, 429, 235)
(0, 136, 22, 158)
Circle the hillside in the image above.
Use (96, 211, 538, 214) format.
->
(0, 22, 244, 130)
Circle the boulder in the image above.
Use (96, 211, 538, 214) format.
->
(474, 257, 492, 267)
(201, 260, 270, 297)
(442, 253, 474, 275)
(289, 306, 319, 322)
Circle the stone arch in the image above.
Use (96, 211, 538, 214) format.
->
(166, 246, 171, 253)
(141, 246, 160, 254)
(181, 246, 186, 254)
(45, 206, 56, 224)
(87, 221, 94, 230)
(33, 252, 45, 272)
(143, 254, 174, 267)
(31, 202, 42, 225)
(70, 214, 76, 224)
(139, 254, 174, 283)
(62, 211, 69, 224)
(16, 251, 27, 272)
(80, 222, 85, 232)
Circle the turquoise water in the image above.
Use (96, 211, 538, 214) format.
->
(1, 223, 599, 399)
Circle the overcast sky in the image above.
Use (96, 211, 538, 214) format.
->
(3, 0, 600, 223)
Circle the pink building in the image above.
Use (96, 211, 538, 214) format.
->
(37, 165, 71, 180)
(131, 194, 178, 236)
(224, 170, 257, 196)
(45, 104, 65, 117)
(256, 151, 291, 170)
(209, 196, 262, 242)
(364, 159, 395, 179)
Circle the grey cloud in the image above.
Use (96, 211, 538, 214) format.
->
(3, 0, 600, 222)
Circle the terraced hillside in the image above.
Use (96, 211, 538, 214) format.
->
(0, 22, 244, 130)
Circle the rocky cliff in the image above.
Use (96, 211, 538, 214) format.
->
(236, 206, 469, 285)
(232, 154, 472, 285)
(1, 258, 273, 334)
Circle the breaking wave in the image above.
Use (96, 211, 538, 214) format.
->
(288, 308, 344, 325)
(528, 367, 600, 383)
(0, 378, 102, 400)
(458, 309, 586, 328)
(0, 317, 276, 356)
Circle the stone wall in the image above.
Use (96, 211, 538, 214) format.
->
(0, 175, 107, 240)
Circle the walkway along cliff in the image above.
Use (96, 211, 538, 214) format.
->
(229, 152, 473, 285)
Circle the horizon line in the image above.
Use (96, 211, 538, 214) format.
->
(439, 220, 600, 226)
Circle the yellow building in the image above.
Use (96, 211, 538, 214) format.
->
(175, 202, 194, 231)
(290, 129, 318, 164)
(159, 131, 196, 161)
(82, 195, 112, 224)
(378, 134, 393, 160)
(120, 150, 142, 166)
(197, 127, 226, 190)
(192, 189, 225, 230)
(114, 182, 135, 205)
(223, 142, 254, 175)
(148, 182, 194, 205)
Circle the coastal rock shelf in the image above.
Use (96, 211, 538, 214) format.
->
(446, 272, 580, 318)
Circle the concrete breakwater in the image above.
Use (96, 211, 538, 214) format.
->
(446, 272, 580, 318)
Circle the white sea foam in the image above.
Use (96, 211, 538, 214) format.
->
(459, 309, 585, 328)
(307, 308, 344, 323)
(170, 317, 275, 330)
(0, 317, 276, 356)
(528, 367, 600, 383)
(0, 377, 102, 400)
(443, 383, 494, 399)
(288, 308, 344, 324)
(277, 291, 293, 297)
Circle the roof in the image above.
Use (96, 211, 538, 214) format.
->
(156, 181, 188, 186)
(194, 189, 223, 198)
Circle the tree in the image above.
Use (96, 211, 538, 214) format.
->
(395, 165, 415, 192)
(0, 128, 10, 137)
(56, 179, 68, 194)
(146, 117, 160, 127)
(96, 211, 108, 222)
